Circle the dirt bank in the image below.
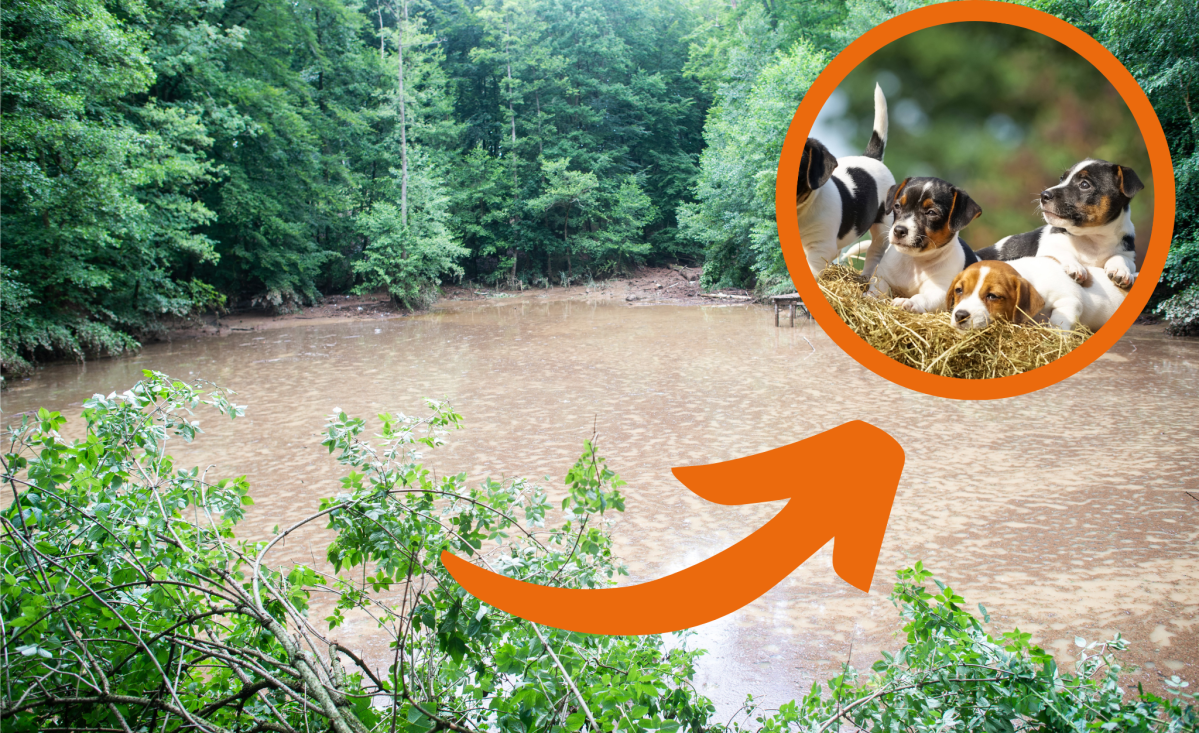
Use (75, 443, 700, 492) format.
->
(171, 266, 754, 338)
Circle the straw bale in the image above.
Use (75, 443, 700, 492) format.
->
(817, 266, 1090, 379)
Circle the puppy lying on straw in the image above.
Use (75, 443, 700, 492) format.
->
(818, 266, 1090, 379)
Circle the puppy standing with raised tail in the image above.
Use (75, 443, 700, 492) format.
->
(796, 84, 895, 279)
(975, 159, 1143, 287)
(868, 177, 983, 313)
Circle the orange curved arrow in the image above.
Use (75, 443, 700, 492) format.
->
(441, 420, 904, 635)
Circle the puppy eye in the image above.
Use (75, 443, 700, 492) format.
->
(1078, 180, 1091, 190)
(986, 293, 1001, 301)
(954, 287, 962, 295)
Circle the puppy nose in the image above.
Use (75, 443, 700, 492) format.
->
(892, 224, 908, 238)
(954, 309, 970, 324)
(1040, 189, 1054, 203)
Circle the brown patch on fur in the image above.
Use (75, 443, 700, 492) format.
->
(922, 199, 935, 209)
(947, 267, 980, 311)
(1013, 271, 1046, 324)
(1076, 194, 1111, 228)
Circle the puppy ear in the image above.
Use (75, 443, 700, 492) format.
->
(885, 178, 908, 212)
(1014, 276, 1045, 325)
(801, 138, 837, 192)
(948, 188, 982, 231)
(946, 271, 963, 312)
(1117, 165, 1144, 198)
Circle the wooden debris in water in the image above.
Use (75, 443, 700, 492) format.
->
(817, 265, 1091, 379)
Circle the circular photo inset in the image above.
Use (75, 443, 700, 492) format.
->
(776, 3, 1174, 400)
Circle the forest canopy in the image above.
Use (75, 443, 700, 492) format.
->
(2, 0, 1197, 371)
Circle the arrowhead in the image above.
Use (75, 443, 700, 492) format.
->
(671, 420, 903, 592)
(442, 421, 905, 633)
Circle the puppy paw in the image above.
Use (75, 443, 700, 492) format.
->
(1105, 263, 1136, 289)
(1049, 315, 1077, 331)
(1059, 260, 1090, 286)
(892, 297, 918, 312)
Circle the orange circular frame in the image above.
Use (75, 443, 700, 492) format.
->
(776, 1, 1175, 401)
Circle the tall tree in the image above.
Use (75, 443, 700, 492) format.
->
(1, 0, 222, 372)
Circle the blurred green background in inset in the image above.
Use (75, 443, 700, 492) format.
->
(813, 21, 1153, 266)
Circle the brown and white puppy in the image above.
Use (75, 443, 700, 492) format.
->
(867, 177, 982, 313)
(948, 258, 1126, 331)
(975, 159, 1143, 287)
(797, 84, 894, 279)
(947, 261, 1045, 330)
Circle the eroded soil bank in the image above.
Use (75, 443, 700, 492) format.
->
(3, 297, 1195, 717)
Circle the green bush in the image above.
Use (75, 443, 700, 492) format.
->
(0, 372, 713, 733)
(734, 563, 1197, 732)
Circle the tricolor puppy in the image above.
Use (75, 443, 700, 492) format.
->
(948, 258, 1126, 332)
(797, 83, 895, 279)
(868, 177, 982, 314)
(975, 159, 1143, 287)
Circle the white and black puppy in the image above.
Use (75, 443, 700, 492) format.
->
(868, 177, 983, 313)
(975, 159, 1143, 288)
(948, 258, 1126, 332)
(797, 83, 894, 280)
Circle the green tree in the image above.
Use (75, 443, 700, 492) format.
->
(679, 12, 827, 291)
(589, 176, 658, 274)
(353, 149, 467, 308)
(1, 0, 221, 373)
(529, 158, 600, 283)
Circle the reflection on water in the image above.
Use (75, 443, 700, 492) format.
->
(3, 300, 1196, 715)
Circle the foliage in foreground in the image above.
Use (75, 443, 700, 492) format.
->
(736, 563, 1197, 732)
(0, 372, 713, 733)
(2, 373, 1195, 732)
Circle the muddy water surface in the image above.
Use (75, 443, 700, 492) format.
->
(4, 299, 1197, 716)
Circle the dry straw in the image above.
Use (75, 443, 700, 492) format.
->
(817, 265, 1090, 379)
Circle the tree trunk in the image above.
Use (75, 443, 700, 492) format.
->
(394, 0, 409, 233)
(563, 206, 570, 282)
(505, 17, 518, 285)
(376, 6, 385, 60)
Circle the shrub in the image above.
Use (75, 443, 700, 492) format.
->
(0, 372, 712, 733)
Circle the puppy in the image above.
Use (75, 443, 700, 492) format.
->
(867, 177, 983, 313)
(948, 258, 1126, 332)
(975, 159, 1143, 287)
(797, 83, 894, 279)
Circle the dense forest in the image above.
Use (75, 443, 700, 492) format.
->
(2, 0, 1197, 372)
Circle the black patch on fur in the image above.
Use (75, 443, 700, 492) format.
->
(976, 228, 1043, 261)
(1122, 234, 1136, 252)
(832, 168, 879, 240)
(948, 189, 982, 232)
(864, 130, 885, 161)
(875, 199, 887, 224)
(960, 238, 979, 267)
(1050, 227, 1067, 234)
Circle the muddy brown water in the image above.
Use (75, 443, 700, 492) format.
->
(3, 298, 1197, 717)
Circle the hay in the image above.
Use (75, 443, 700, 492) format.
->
(817, 265, 1091, 379)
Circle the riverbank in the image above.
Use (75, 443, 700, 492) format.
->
(172, 265, 747, 338)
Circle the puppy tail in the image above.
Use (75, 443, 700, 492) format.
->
(863, 83, 888, 161)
